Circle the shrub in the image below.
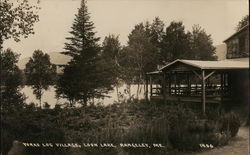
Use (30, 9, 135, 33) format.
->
(119, 102, 239, 152)
(219, 112, 241, 137)
(1, 108, 66, 155)
(121, 104, 202, 152)
(2, 99, 241, 154)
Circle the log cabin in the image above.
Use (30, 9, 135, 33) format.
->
(146, 24, 249, 114)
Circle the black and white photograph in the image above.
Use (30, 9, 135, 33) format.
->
(0, 0, 249, 154)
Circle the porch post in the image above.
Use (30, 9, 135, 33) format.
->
(168, 73, 171, 95)
(150, 76, 152, 97)
(174, 72, 177, 95)
(187, 72, 191, 95)
(145, 74, 149, 103)
(178, 74, 181, 95)
(220, 72, 224, 105)
(201, 70, 206, 115)
(224, 73, 227, 95)
(162, 72, 166, 100)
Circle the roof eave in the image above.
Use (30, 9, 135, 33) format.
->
(159, 59, 203, 71)
(223, 24, 249, 43)
(201, 66, 249, 70)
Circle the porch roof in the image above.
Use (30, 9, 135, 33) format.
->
(159, 58, 249, 71)
(146, 70, 162, 75)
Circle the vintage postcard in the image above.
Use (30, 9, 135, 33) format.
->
(1, 0, 249, 154)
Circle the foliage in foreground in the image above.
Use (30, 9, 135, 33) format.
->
(1, 104, 66, 155)
(1, 100, 241, 155)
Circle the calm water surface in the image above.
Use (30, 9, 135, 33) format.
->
(21, 84, 149, 108)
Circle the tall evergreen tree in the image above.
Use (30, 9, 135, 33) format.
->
(160, 21, 191, 63)
(189, 25, 217, 60)
(149, 17, 165, 46)
(147, 17, 165, 68)
(160, 21, 217, 62)
(62, 0, 100, 62)
(56, 0, 113, 106)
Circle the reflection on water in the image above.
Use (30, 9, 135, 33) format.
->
(21, 84, 146, 108)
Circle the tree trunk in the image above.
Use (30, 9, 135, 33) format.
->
(38, 89, 42, 109)
(136, 83, 140, 99)
(69, 99, 73, 107)
(39, 98, 42, 108)
(83, 97, 88, 106)
(116, 86, 119, 102)
(0, 36, 3, 51)
(127, 84, 131, 99)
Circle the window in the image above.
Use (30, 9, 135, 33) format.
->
(239, 35, 246, 55)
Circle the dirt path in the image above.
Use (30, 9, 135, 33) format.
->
(196, 127, 249, 155)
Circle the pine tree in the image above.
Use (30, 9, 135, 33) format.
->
(189, 25, 217, 60)
(62, 0, 100, 61)
(56, 0, 113, 106)
(160, 21, 217, 62)
(160, 21, 191, 63)
(149, 17, 165, 46)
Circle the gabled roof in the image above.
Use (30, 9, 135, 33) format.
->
(160, 58, 249, 71)
(224, 24, 249, 42)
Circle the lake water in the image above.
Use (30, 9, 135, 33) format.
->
(21, 84, 148, 108)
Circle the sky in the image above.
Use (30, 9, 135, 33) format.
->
(3, 0, 249, 59)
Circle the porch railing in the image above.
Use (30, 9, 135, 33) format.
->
(150, 84, 230, 97)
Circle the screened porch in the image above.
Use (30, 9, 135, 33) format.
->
(145, 58, 249, 114)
